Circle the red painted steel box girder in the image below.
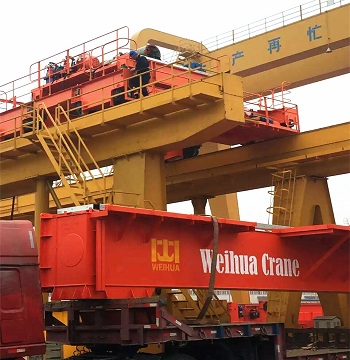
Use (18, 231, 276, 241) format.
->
(39, 205, 350, 300)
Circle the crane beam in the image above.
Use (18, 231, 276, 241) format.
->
(166, 122, 350, 202)
(222, 5, 350, 93)
(133, 5, 350, 93)
(40, 205, 350, 300)
(0, 122, 348, 219)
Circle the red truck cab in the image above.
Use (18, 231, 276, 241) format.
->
(0, 220, 46, 359)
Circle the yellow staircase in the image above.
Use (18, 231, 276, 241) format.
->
(27, 103, 107, 207)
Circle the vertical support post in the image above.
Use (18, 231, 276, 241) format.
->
(267, 176, 349, 327)
(112, 152, 167, 211)
(34, 177, 51, 309)
(200, 142, 240, 220)
(112, 151, 167, 334)
(200, 142, 247, 304)
(192, 198, 208, 215)
(34, 177, 50, 243)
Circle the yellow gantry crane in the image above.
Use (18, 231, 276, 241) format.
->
(0, 0, 349, 331)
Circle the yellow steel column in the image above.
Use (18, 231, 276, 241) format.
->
(112, 152, 166, 356)
(318, 293, 350, 327)
(200, 142, 240, 220)
(197, 142, 248, 303)
(209, 193, 240, 220)
(266, 292, 302, 327)
(191, 197, 208, 215)
(112, 152, 166, 211)
(267, 176, 349, 327)
(209, 192, 249, 304)
(34, 178, 50, 241)
(290, 176, 335, 225)
(34, 177, 52, 334)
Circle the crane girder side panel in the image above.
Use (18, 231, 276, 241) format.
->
(222, 74, 245, 123)
(40, 213, 106, 298)
(39, 206, 350, 300)
(201, 5, 350, 94)
(206, 6, 349, 78)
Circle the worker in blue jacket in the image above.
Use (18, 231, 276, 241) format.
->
(129, 50, 150, 97)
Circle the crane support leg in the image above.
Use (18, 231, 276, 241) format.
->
(34, 177, 51, 306)
(266, 291, 302, 327)
(34, 177, 50, 242)
(112, 152, 167, 211)
(318, 293, 350, 328)
(209, 193, 249, 304)
(201, 142, 248, 304)
(200, 142, 240, 220)
(267, 176, 341, 327)
(191, 197, 208, 215)
(209, 193, 240, 220)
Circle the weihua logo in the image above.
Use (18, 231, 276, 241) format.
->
(151, 239, 180, 272)
(200, 249, 300, 277)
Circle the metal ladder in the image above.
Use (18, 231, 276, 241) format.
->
(267, 169, 296, 227)
(29, 103, 107, 207)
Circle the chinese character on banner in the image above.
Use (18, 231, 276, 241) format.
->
(232, 50, 244, 65)
(267, 37, 281, 54)
(307, 25, 322, 41)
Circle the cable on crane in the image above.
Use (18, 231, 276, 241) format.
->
(197, 215, 219, 321)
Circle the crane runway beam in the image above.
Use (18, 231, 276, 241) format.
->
(166, 122, 350, 202)
(0, 122, 349, 217)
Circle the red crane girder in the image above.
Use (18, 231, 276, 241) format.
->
(39, 205, 350, 300)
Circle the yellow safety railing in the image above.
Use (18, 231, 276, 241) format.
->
(0, 52, 225, 150)
(201, 0, 346, 50)
(27, 103, 108, 206)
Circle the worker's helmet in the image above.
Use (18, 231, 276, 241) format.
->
(129, 50, 138, 58)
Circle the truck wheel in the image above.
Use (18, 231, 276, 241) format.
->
(195, 342, 237, 360)
(163, 354, 197, 360)
(212, 343, 237, 359)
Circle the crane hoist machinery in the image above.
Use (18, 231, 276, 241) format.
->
(0, 26, 300, 163)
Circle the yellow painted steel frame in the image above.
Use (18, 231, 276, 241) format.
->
(1, 123, 349, 221)
(131, 28, 209, 54)
(267, 176, 350, 327)
(132, 5, 350, 94)
(213, 5, 350, 93)
(0, 71, 243, 199)
(0, 5, 349, 329)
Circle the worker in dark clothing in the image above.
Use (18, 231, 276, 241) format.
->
(128, 50, 150, 97)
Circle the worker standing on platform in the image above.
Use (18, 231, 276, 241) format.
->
(128, 50, 150, 97)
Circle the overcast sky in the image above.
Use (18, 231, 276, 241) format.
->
(1, 0, 349, 224)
